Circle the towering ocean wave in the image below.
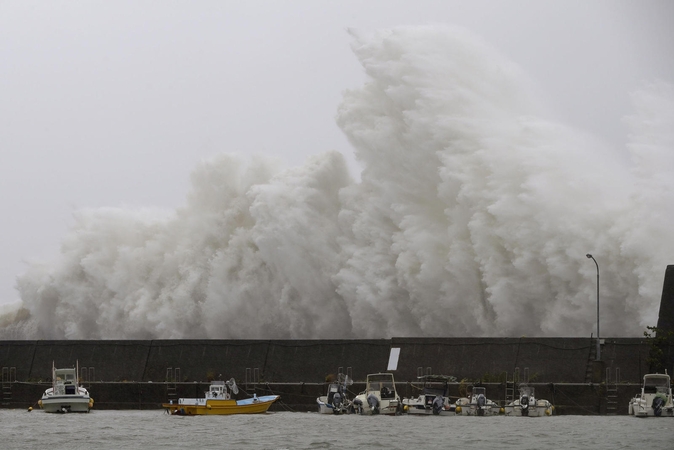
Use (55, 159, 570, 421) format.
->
(3, 25, 672, 339)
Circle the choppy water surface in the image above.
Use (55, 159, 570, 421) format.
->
(1, 410, 672, 449)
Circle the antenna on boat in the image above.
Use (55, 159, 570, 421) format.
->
(226, 378, 239, 395)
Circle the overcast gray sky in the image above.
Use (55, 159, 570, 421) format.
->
(1, 0, 673, 308)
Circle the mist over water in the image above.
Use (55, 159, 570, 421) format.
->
(2, 26, 673, 339)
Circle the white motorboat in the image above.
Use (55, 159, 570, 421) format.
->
(403, 375, 456, 415)
(455, 386, 501, 416)
(504, 386, 553, 417)
(317, 373, 353, 414)
(628, 372, 674, 417)
(352, 372, 401, 415)
(39, 361, 93, 413)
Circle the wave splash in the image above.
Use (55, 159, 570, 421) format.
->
(3, 26, 673, 339)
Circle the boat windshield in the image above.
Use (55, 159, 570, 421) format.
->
(644, 376, 671, 394)
(520, 386, 534, 397)
(472, 387, 486, 396)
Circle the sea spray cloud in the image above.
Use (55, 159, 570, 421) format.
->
(3, 25, 672, 339)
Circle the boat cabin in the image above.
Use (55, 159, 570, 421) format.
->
(206, 381, 231, 400)
(366, 373, 397, 399)
(53, 368, 78, 395)
(641, 374, 671, 396)
(471, 386, 487, 398)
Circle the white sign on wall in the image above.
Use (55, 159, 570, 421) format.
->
(387, 347, 400, 371)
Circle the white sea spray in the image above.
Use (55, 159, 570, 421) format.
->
(4, 26, 673, 339)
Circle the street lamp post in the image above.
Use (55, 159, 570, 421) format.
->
(586, 254, 600, 361)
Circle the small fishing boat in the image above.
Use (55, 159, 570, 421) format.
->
(455, 386, 501, 416)
(352, 372, 401, 415)
(317, 373, 353, 414)
(504, 386, 553, 417)
(162, 378, 279, 415)
(628, 372, 674, 417)
(402, 375, 456, 415)
(38, 361, 93, 413)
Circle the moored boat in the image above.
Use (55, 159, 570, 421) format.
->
(504, 386, 553, 417)
(455, 385, 501, 416)
(162, 378, 279, 415)
(402, 375, 456, 415)
(317, 373, 353, 414)
(39, 361, 93, 413)
(628, 372, 674, 417)
(352, 372, 401, 415)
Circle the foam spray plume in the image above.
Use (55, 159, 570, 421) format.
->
(2, 26, 673, 339)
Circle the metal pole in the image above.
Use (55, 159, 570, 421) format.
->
(586, 254, 600, 361)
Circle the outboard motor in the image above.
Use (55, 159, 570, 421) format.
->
(367, 394, 380, 414)
(652, 396, 665, 417)
(476, 394, 486, 416)
(332, 392, 342, 414)
(352, 398, 363, 414)
(432, 395, 444, 415)
(520, 395, 529, 416)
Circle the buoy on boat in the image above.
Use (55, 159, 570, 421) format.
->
(28, 406, 32, 412)
(455, 406, 462, 414)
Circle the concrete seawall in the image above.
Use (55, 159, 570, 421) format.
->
(0, 337, 658, 414)
(0, 337, 652, 383)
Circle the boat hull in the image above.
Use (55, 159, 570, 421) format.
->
(317, 396, 350, 414)
(403, 397, 456, 415)
(456, 405, 501, 416)
(406, 406, 455, 416)
(353, 395, 400, 415)
(40, 396, 92, 413)
(504, 403, 553, 417)
(163, 395, 279, 415)
(629, 400, 674, 417)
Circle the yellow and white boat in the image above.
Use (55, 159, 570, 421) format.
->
(162, 379, 279, 415)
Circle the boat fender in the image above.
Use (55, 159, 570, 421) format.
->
(455, 405, 462, 414)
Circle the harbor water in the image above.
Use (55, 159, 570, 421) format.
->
(1, 409, 672, 449)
